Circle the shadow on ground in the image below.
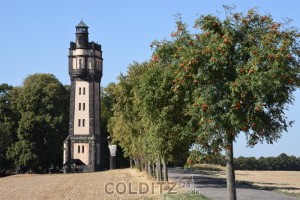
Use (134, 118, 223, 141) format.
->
(171, 168, 300, 192)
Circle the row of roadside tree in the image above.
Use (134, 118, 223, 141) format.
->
(106, 7, 300, 200)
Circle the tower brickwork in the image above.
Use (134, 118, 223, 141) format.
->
(64, 21, 103, 172)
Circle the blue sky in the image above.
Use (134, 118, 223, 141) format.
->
(1, 0, 299, 158)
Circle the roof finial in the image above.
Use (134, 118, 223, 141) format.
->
(80, 0, 83, 21)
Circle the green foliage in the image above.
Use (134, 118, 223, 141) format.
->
(0, 84, 18, 174)
(164, 193, 211, 200)
(235, 153, 300, 170)
(107, 60, 194, 167)
(137, 61, 194, 162)
(107, 11, 300, 191)
(151, 9, 300, 198)
(101, 86, 114, 129)
(6, 74, 69, 172)
(187, 152, 300, 170)
(107, 63, 149, 161)
(153, 8, 300, 152)
(101, 86, 129, 169)
(0, 83, 14, 123)
(186, 148, 225, 166)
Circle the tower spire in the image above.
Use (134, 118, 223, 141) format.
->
(75, 20, 89, 49)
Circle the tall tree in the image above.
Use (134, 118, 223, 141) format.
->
(107, 59, 195, 180)
(107, 63, 149, 168)
(137, 60, 195, 180)
(0, 84, 18, 174)
(154, 9, 300, 199)
(100, 86, 120, 169)
(7, 74, 69, 172)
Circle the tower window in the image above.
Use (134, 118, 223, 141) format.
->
(79, 87, 81, 95)
(79, 103, 81, 111)
(78, 145, 80, 153)
(82, 119, 85, 127)
(78, 119, 81, 127)
(79, 58, 83, 68)
(83, 103, 85, 111)
(82, 145, 85, 153)
(83, 87, 86, 95)
(89, 60, 92, 69)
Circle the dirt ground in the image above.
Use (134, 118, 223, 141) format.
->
(0, 168, 175, 200)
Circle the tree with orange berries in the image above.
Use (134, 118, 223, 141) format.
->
(153, 9, 300, 200)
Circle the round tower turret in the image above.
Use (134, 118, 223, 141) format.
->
(76, 20, 89, 49)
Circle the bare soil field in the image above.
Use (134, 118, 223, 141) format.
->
(0, 168, 173, 200)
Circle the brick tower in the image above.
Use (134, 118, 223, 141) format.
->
(63, 20, 103, 172)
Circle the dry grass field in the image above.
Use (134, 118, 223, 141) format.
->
(189, 164, 300, 197)
(0, 168, 173, 200)
(207, 167, 300, 196)
(234, 170, 300, 195)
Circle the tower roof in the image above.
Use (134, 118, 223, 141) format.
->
(76, 20, 89, 28)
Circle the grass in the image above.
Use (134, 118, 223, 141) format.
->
(278, 190, 300, 199)
(184, 164, 225, 176)
(185, 164, 225, 171)
(163, 193, 211, 200)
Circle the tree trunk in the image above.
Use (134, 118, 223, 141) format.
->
(129, 157, 133, 168)
(152, 163, 155, 176)
(156, 155, 162, 181)
(162, 155, 168, 181)
(136, 158, 141, 170)
(148, 161, 152, 176)
(226, 140, 237, 200)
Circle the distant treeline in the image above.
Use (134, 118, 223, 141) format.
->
(234, 153, 300, 171)
(188, 150, 300, 171)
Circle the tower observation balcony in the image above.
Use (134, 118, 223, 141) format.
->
(69, 68, 87, 78)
